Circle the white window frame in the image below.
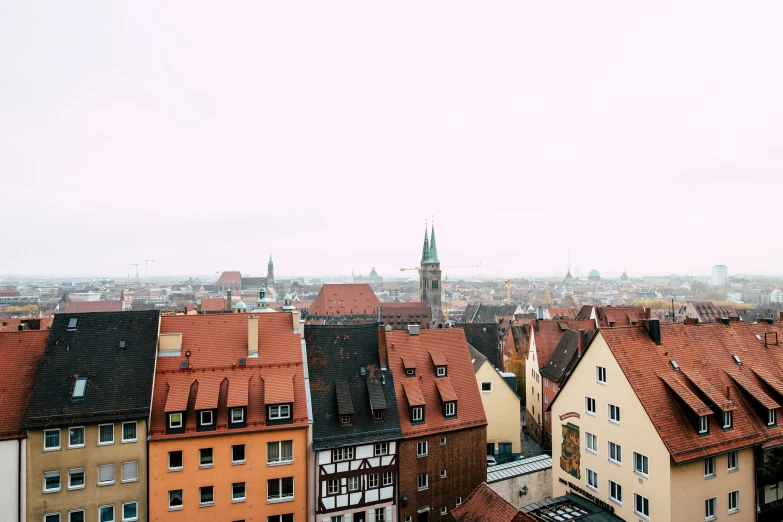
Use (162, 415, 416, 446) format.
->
(608, 441, 622, 465)
(417, 473, 428, 491)
(585, 396, 596, 416)
(98, 505, 115, 522)
(585, 432, 598, 454)
(383, 471, 393, 486)
(332, 447, 353, 462)
(232, 482, 246, 502)
(375, 442, 388, 456)
(267, 477, 295, 503)
(723, 410, 733, 429)
(440, 469, 447, 478)
(72, 377, 87, 398)
(704, 456, 716, 478)
(68, 468, 85, 490)
(98, 424, 114, 446)
(43, 470, 61, 493)
(609, 480, 622, 505)
(544, 377, 549, 388)
(436, 367, 446, 377)
(480, 382, 492, 393)
(69, 510, 86, 522)
(169, 413, 183, 429)
(200, 410, 213, 426)
(121, 501, 138, 522)
(406, 369, 415, 377)
(327, 479, 339, 495)
(445, 402, 456, 416)
(633, 452, 649, 477)
(705, 496, 717, 521)
(369, 473, 379, 488)
(232, 444, 246, 464)
(168, 450, 183, 471)
(769, 408, 777, 426)
(553, 383, 558, 393)
(121, 461, 138, 483)
(440, 507, 447, 515)
(199, 485, 214, 506)
(728, 490, 739, 514)
(699, 415, 709, 434)
(168, 489, 184, 511)
(440, 437, 447, 446)
(596, 366, 606, 385)
(230, 408, 244, 423)
(586, 468, 598, 491)
(97, 463, 115, 486)
(269, 404, 291, 420)
(199, 447, 214, 468)
(376, 507, 385, 521)
(121, 421, 138, 443)
(268, 440, 294, 465)
(43, 429, 61, 451)
(727, 450, 738, 472)
(609, 404, 620, 424)
(68, 426, 85, 448)
(44, 513, 61, 522)
(412, 406, 423, 422)
(417, 441, 428, 457)
(634, 493, 650, 520)
(456, 497, 462, 506)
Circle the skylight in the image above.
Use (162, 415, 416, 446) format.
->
(72, 377, 87, 399)
(67, 318, 78, 330)
(119, 340, 126, 348)
(733, 355, 742, 365)
(670, 360, 680, 370)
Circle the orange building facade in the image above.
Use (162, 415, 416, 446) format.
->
(148, 312, 309, 522)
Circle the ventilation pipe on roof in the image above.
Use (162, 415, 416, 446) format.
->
(248, 315, 259, 358)
(537, 306, 544, 320)
(646, 318, 661, 345)
(227, 289, 232, 312)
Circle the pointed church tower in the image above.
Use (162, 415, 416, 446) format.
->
(419, 222, 442, 325)
(267, 253, 275, 289)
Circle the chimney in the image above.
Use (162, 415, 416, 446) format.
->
(779, 312, 783, 322)
(646, 318, 661, 345)
(537, 306, 544, 320)
(292, 310, 301, 334)
(408, 324, 420, 336)
(720, 318, 731, 327)
(248, 315, 258, 357)
(577, 329, 586, 356)
(227, 289, 232, 312)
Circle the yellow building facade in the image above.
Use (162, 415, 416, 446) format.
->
(473, 348, 521, 456)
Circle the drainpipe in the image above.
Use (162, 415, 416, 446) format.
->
(20, 437, 26, 522)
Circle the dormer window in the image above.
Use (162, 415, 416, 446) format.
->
(268, 404, 291, 421)
(67, 317, 78, 331)
(200, 411, 213, 426)
(340, 415, 353, 425)
(769, 409, 777, 427)
(723, 411, 733, 429)
(72, 377, 87, 399)
(406, 369, 415, 377)
(444, 402, 456, 418)
(169, 413, 183, 429)
(411, 406, 424, 423)
(698, 415, 709, 435)
(436, 366, 447, 378)
(230, 408, 244, 424)
(373, 409, 385, 421)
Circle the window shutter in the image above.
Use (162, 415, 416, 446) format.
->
(122, 461, 138, 482)
(323, 519, 330, 522)
(98, 464, 114, 483)
(345, 515, 352, 522)
(369, 510, 375, 522)
(386, 506, 392, 521)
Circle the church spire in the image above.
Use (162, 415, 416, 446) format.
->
(421, 221, 430, 264)
(428, 222, 439, 264)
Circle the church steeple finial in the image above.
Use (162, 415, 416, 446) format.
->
(428, 217, 439, 264)
(421, 220, 430, 264)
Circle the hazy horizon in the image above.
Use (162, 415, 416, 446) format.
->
(3, 2, 782, 277)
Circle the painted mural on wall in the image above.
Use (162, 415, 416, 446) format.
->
(560, 422, 581, 479)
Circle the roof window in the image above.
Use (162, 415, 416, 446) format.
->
(72, 377, 87, 399)
(732, 355, 742, 365)
(119, 340, 127, 349)
(67, 318, 78, 331)
(670, 360, 680, 370)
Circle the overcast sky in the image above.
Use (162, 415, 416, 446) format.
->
(2, 2, 782, 280)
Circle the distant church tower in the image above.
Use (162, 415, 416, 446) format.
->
(419, 224, 442, 325)
(267, 253, 275, 289)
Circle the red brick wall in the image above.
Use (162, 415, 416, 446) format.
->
(398, 426, 487, 521)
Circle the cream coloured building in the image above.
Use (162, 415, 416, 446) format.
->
(551, 320, 768, 522)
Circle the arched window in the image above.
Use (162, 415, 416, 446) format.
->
(432, 280, 439, 290)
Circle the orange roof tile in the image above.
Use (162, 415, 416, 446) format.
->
(429, 351, 448, 366)
(227, 377, 249, 407)
(308, 284, 381, 317)
(452, 482, 533, 522)
(658, 372, 712, 416)
(401, 354, 416, 369)
(0, 331, 48, 440)
(164, 382, 190, 413)
(727, 371, 780, 410)
(681, 369, 736, 411)
(403, 381, 425, 407)
(435, 378, 458, 402)
(263, 373, 295, 405)
(194, 376, 221, 410)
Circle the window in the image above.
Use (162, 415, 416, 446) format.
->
(634, 493, 650, 519)
(383, 471, 393, 486)
(200, 447, 214, 467)
(585, 396, 596, 415)
(44, 471, 61, 492)
(436, 367, 447, 378)
(268, 516, 295, 522)
(200, 410, 214, 426)
(340, 415, 352, 424)
(417, 441, 428, 457)
(412, 406, 423, 422)
(332, 447, 353, 462)
(417, 473, 428, 490)
(98, 464, 115, 485)
(609, 404, 620, 423)
(44, 429, 60, 451)
(769, 409, 777, 427)
(728, 490, 739, 513)
(705, 497, 716, 520)
(69, 427, 85, 448)
(269, 404, 291, 420)
(609, 481, 622, 504)
(369, 473, 379, 488)
(699, 415, 709, 434)
(68, 468, 85, 489)
(231, 408, 244, 423)
(68, 317, 78, 330)
(445, 402, 456, 417)
(169, 413, 183, 429)
(723, 411, 733, 429)
(586, 432, 597, 454)
(327, 479, 339, 494)
(169, 490, 183, 510)
(440, 469, 447, 478)
(727, 450, 738, 471)
(634, 452, 649, 477)
(168, 450, 183, 470)
(373, 409, 385, 420)
(608, 441, 622, 464)
(200, 485, 214, 506)
(69, 511, 85, 522)
(456, 497, 462, 506)
(233, 482, 246, 502)
(432, 280, 438, 290)
(440, 437, 447, 446)
(376, 508, 385, 521)
(704, 456, 716, 478)
(121, 461, 138, 483)
(118, 340, 126, 348)
(122, 421, 137, 442)
(553, 383, 558, 393)
(347, 476, 359, 491)
(586, 469, 597, 490)
(545, 412, 549, 422)
(122, 502, 138, 522)
(375, 442, 389, 456)
(99, 424, 114, 445)
(331, 517, 343, 522)
(544, 395, 549, 405)
(44, 514, 61, 522)
(267, 477, 294, 502)
(440, 507, 447, 515)
(72, 378, 87, 399)
(481, 382, 492, 392)
(268, 440, 294, 464)
(232, 444, 246, 464)
(99, 505, 114, 522)
(544, 377, 549, 388)
(406, 369, 415, 377)
(596, 366, 606, 384)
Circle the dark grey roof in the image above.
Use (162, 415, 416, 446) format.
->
(737, 308, 780, 324)
(24, 311, 160, 429)
(487, 454, 551, 483)
(335, 380, 355, 415)
(540, 329, 597, 382)
(305, 323, 402, 450)
(468, 344, 487, 373)
(454, 322, 502, 369)
(522, 493, 623, 521)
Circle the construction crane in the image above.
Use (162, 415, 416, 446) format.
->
(145, 259, 155, 281)
(130, 263, 140, 280)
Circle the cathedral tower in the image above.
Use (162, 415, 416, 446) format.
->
(267, 253, 274, 289)
(419, 224, 442, 325)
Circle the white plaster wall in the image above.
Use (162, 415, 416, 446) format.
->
(488, 468, 552, 509)
(0, 439, 20, 522)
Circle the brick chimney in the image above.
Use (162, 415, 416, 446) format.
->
(248, 315, 258, 357)
(577, 329, 586, 356)
(646, 318, 661, 345)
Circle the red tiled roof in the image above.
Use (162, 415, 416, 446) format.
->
(64, 301, 123, 313)
(150, 313, 307, 440)
(400, 354, 417, 370)
(387, 328, 487, 438)
(600, 322, 781, 463)
(435, 378, 458, 402)
(451, 482, 533, 522)
(657, 372, 712, 416)
(429, 351, 448, 366)
(215, 271, 242, 286)
(0, 331, 49, 440)
(199, 298, 227, 312)
(308, 284, 381, 317)
(402, 381, 425, 407)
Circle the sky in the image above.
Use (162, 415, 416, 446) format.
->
(2, 2, 782, 280)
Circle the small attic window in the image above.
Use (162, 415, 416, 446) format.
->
(732, 355, 741, 365)
(67, 318, 78, 331)
(482, 327, 487, 332)
(406, 368, 415, 377)
(119, 340, 127, 349)
(72, 377, 87, 399)
(436, 366, 447, 377)
(340, 415, 353, 425)
(670, 360, 680, 370)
